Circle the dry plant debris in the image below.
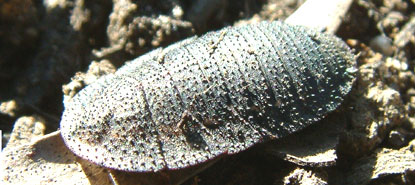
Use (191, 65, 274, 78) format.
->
(1, 0, 415, 185)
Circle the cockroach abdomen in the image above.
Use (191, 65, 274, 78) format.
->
(60, 21, 356, 172)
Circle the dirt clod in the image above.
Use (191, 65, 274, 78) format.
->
(1, 0, 414, 185)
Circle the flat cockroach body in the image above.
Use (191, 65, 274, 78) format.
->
(60, 21, 356, 172)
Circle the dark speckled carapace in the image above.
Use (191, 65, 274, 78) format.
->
(60, 21, 356, 172)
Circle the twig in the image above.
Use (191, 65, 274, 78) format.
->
(285, 0, 354, 34)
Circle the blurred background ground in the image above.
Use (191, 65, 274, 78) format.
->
(1, 0, 414, 184)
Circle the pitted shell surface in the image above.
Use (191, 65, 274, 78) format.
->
(60, 21, 356, 172)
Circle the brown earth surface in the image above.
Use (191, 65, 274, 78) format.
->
(1, 0, 415, 184)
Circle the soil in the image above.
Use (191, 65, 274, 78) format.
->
(1, 0, 414, 184)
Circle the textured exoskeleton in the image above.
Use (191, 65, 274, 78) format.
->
(60, 21, 356, 172)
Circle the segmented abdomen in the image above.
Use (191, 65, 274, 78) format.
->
(60, 21, 355, 172)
